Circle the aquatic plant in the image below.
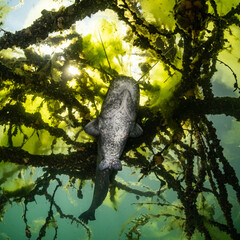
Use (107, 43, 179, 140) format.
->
(0, 0, 240, 239)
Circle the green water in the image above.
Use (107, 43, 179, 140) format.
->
(0, 132, 239, 240)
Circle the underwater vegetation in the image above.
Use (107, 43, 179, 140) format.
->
(0, 0, 240, 239)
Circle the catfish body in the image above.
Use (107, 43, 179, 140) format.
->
(84, 76, 143, 171)
(79, 76, 142, 223)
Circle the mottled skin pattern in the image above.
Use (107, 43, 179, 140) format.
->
(79, 76, 142, 224)
(98, 77, 140, 170)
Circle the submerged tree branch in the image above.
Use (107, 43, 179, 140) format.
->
(175, 97, 240, 121)
(0, 145, 96, 179)
(0, 0, 114, 50)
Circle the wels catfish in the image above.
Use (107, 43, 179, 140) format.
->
(79, 76, 142, 223)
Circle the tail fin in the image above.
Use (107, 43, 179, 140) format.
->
(79, 210, 96, 224)
(99, 160, 122, 171)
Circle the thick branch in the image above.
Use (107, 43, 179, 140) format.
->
(175, 97, 240, 120)
(0, 145, 96, 179)
(0, 0, 113, 50)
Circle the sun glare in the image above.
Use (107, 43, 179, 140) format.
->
(68, 66, 80, 76)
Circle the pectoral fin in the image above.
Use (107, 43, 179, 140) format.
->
(84, 118, 100, 136)
(129, 123, 143, 138)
